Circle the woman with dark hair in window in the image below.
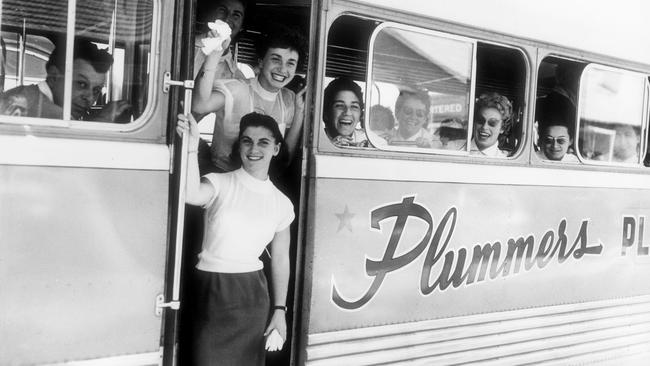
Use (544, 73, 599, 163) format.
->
(322, 77, 368, 147)
(536, 93, 578, 162)
(471, 92, 513, 157)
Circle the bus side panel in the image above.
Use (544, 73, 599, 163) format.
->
(0, 165, 168, 364)
(307, 176, 650, 332)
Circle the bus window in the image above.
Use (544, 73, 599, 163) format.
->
(535, 57, 585, 163)
(367, 24, 474, 153)
(325, 18, 528, 156)
(577, 65, 646, 165)
(474, 43, 527, 157)
(0, 0, 153, 124)
(322, 15, 377, 148)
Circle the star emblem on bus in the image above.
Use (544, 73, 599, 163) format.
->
(335, 205, 355, 232)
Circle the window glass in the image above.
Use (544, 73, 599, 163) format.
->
(367, 25, 473, 152)
(2, 34, 53, 90)
(577, 66, 645, 164)
(0, 0, 153, 123)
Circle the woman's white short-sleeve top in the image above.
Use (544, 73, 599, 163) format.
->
(197, 168, 294, 273)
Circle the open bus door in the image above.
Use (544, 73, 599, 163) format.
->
(0, 0, 190, 364)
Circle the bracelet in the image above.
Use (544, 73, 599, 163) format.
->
(273, 305, 287, 312)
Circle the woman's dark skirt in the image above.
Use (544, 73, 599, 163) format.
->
(190, 269, 270, 366)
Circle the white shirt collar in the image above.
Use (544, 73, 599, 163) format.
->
(470, 139, 507, 157)
(235, 167, 272, 193)
(251, 77, 279, 101)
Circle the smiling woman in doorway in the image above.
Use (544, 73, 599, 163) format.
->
(177, 112, 294, 366)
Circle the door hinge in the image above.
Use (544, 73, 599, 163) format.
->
(163, 72, 194, 93)
(155, 293, 180, 316)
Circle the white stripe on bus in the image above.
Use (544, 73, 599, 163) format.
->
(314, 154, 650, 189)
(0, 135, 169, 170)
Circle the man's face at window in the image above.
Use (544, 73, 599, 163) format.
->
(613, 125, 639, 160)
(51, 59, 106, 119)
(212, 0, 245, 39)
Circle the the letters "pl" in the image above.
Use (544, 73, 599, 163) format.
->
(622, 216, 650, 256)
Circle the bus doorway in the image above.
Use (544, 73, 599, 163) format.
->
(176, 1, 313, 365)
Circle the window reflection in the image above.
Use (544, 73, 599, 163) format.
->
(368, 26, 473, 152)
(578, 67, 645, 164)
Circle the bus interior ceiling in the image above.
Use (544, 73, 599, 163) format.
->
(537, 56, 587, 97)
(475, 43, 527, 107)
(325, 15, 376, 81)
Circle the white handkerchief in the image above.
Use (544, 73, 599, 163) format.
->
(265, 329, 284, 352)
(200, 38, 224, 55)
(200, 19, 232, 55)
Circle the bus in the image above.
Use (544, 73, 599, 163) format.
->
(1, 0, 650, 365)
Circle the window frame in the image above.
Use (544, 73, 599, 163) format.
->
(0, 0, 161, 133)
(320, 15, 530, 161)
(532, 55, 585, 166)
(639, 79, 650, 168)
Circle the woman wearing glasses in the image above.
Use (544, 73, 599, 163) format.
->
(384, 89, 438, 148)
(471, 92, 513, 157)
(535, 94, 578, 162)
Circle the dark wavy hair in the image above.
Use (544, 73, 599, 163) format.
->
(322, 77, 364, 137)
(536, 93, 576, 138)
(256, 24, 307, 68)
(230, 112, 287, 168)
(46, 38, 113, 74)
